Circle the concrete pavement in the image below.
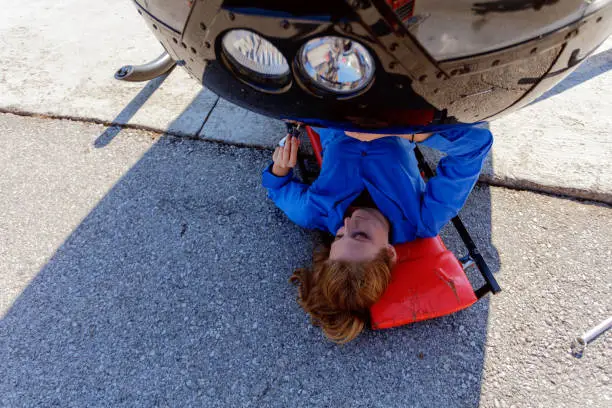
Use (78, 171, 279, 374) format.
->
(1, 113, 610, 407)
(0, 0, 610, 202)
(0, 0, 218, 136)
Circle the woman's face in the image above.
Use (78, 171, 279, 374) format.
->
(330, 208, 396, 262)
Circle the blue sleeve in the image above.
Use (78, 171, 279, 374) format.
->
(262, 164, 325, 229)
(416, 127, 493, 237)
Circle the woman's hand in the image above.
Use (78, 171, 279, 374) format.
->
(272, 135, 300, 177)
(345, 131, 433, 143)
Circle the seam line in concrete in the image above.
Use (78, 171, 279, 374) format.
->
(0, 107, 194, 138)
(479, 176, 611, 206)
(0, 107, 276, 151)
(197, 95, 220, 135)
(1, 107, 609, 205)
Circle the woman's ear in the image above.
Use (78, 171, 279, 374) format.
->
(386, 245, 398, 265)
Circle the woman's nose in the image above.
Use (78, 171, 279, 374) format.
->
(344, 217, 350, 232)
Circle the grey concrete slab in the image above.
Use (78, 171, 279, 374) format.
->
(199, 98, 287, 148)
(0, 0, 216, 135)
(1, 113, 610, 407)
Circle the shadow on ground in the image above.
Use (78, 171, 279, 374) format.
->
(0, 80, 501, 407)
(94, 74, 169, 148)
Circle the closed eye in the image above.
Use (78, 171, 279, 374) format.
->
(334, 232, 369, 241)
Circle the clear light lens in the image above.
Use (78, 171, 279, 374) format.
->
(222, 29, 289, 77)
(298, 36, 375, 94)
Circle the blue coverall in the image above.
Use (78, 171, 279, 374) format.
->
(262, 127, 493, 245)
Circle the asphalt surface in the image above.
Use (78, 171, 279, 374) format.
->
(0, 113, 610, 407)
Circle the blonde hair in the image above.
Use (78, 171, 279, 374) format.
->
(290, 246, 393, 344)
